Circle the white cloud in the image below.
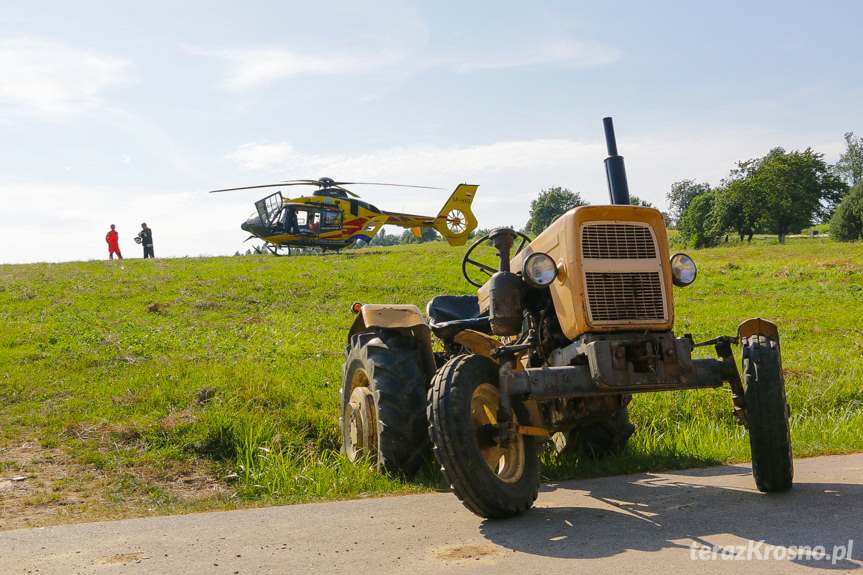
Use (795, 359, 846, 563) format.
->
(201, 46, 406, 91)
(454, 39, 621, 71)
(225, 142, 338, 171)
(196, 35, 619, 92)
(225, 139, 601, 174)
(0, 37, 131, 122)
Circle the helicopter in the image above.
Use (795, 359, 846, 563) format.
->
(210, 177, 479, 255)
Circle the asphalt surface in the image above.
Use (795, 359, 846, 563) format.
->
(2, 453, 861, 574)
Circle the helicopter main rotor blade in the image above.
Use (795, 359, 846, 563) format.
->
(332, 181, 446, 190)
(210, 180, 337, 193)
(210, 178, 445, 194)
(280, 180, 361, 197)
(283, 178, 444, 192)
(208, 183, 293, 193)
(280, 180, 329, 186)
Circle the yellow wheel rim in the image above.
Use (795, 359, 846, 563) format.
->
(471, 383, 525, 483)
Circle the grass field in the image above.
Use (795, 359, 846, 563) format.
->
(2, 237, 863, 528)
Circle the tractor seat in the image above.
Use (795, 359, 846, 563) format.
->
(426, 295, 491, 342)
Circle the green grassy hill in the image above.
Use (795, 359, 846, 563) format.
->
(2, 238, 863, 527)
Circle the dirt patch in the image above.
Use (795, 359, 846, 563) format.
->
(434, 543, 501, 562)
(101, 552, 146, 564)
(0, 442, 99, 530)
(0, 441, 232, 531)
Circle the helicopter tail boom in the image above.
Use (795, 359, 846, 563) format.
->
(433, 184, 478, 246)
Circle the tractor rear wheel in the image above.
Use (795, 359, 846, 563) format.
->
(340, 329, 431, 476)
(427, 354, 540, 518)
(742, 334, 793, 492)
(573, 407, 635, 459)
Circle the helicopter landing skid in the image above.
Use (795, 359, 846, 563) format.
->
(251, 242, 291, 256)
(265, 243, 290, 257)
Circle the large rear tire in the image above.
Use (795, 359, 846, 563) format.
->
(340, 329, 431, 476)
(742, 334, 793, 492)
(427, 354, 540, 518)
(573, 406, 635, 459)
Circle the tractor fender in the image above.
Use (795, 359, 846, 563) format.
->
(453, 329, 503, 361)
(453, 329, 525, 372)
(738, 317, 780, 342)
(349, 304, 427, 336)
(348, 304, 436, 378)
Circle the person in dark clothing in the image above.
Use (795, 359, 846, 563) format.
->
(137, 223, 154, 258)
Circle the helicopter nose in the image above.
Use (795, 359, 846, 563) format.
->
(241, 214, 267, 237)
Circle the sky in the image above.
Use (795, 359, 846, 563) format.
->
(1, 0, 861, 264)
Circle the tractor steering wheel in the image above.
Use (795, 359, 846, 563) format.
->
(461, 230, 532, 288)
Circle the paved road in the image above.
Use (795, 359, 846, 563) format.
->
(2, 453, 861, 574)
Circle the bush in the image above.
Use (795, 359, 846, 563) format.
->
(677, 192, 724, 248)
(830, 181, 863, 241)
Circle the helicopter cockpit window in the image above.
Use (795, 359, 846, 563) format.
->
(255, 192, 284, 227)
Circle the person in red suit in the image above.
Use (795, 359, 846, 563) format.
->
(106, 224, 123, 260)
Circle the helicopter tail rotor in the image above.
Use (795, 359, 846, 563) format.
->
(433, 184, 479, 246)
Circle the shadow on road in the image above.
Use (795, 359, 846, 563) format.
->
(479, 465, 861, 570)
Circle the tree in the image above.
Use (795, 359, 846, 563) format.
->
(712, 178, 763, 242)
(836, 132, 863, 187)
(677, 191, 723, 248)
(666, 180, 711, 228)
(399, 227, 440, 244)
(629, 195, 668, 224)
(736, 148, 846, 244)
(830, 180, 863, 241)
(525, 187, 588, 236)
(629, 195, 654, 207)
(367, 228, 400, 247)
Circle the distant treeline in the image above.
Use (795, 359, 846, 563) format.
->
(669, 132, 863, 247)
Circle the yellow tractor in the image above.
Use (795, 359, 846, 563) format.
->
(340, 118, 792, 518)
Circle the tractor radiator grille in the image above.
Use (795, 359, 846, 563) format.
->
(581, 224, 656, 259)
(584, 272, 666, 322)
(579, 221, 668, 324)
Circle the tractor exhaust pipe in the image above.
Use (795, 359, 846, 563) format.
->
(603, 117, 631, 206)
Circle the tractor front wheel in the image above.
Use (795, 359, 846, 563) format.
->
(742, 334, 793, 492)
(427, 354, 540, 518)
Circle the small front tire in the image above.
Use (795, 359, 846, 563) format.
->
(742, 334, 793, 492)
(428, 355, 540, 518)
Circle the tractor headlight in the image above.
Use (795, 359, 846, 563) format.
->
(522, 253, 558, 288)
(670, 253, 697, 287)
